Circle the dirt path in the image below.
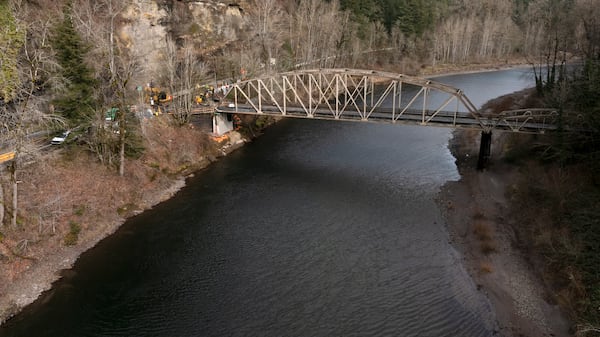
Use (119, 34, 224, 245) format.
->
(438, 129, 572, 337)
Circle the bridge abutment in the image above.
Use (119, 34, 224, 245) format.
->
(213, 113, 234, 136)
(477, 130, 492, 170)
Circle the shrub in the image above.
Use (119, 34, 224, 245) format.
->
(64, 221, 81, 246)
(73, 204, 86, 216)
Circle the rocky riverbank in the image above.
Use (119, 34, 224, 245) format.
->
(437, 114, 573, 335)
(0, 117, 253, 325)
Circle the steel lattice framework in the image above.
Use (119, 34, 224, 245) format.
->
(217, 69, 559, 133)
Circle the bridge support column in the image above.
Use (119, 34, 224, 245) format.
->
(213, 113, 234, 136)
(477, 130, 492, 170)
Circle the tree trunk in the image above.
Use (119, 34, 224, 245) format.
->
(119, 116, 125, 176)
(10, 162, 17, 228)
(0, 181, 4, 227)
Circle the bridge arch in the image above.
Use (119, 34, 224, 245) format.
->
(219, 68, 486, 129)
(216, 68, 559, 134)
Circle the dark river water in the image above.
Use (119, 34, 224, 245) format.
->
(0, 68, 536, 337)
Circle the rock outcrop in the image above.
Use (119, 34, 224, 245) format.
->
(119, 0, 250, 84)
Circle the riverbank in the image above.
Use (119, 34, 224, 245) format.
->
(419, 59, 530, 78)
(437, 88, 573, 336)
(0, 117, 255, 325)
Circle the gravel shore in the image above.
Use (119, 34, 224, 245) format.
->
(438, 129, 572, 337)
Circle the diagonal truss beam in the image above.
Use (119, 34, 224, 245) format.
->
(220, 69, 559, 133)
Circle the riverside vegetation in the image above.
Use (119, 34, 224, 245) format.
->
(0, 0, 599, 335)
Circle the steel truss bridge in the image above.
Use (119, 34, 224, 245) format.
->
(215, 68, 559, 134)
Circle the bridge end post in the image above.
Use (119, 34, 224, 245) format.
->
(477, 130, 492, 171)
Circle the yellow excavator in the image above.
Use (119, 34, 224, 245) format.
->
(144, 85, 172, 114)
(144, 86, 172, 104)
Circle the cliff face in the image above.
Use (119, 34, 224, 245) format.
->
(119, 0, 249, 83)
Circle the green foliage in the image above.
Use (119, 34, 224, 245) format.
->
(73, 204, 86, 216)
(340, 0, 380, 21)
(374, 0, 436, 35)
(63, 221, 81, 246)
(188, 23, 201, 35)
(0, 1, 26, 102)
(339, 0, 438, 36)
(51, 2, 97, 124)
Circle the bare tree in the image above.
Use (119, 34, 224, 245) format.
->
(431, 0, 517, 64)
(73, 0, 144, 176)
(524, 0, 576, 94)
(246, 0, 286, 73)
(573, 0, 600, 59)
(0, 0, 64, 227)
(164, 37, 207, 126)
(288, 0, 349, 69)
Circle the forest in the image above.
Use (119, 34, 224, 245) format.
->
(0, 0, 599, 334)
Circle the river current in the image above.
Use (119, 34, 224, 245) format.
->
(0, 68, 536, 337)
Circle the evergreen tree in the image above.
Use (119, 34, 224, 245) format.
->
(339, 0, 381, 21)
(51, 2, 97, 124)
(0, 0, 25, 102)
(378, 0, 435, 35)
(512, 0, 532, 26)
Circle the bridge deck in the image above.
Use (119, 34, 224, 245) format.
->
(216, 104, 558, 133)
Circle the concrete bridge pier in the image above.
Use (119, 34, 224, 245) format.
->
(213, 112, 234, 136)
(477, 130, 492, 170)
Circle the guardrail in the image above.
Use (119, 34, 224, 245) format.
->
(0, 151, 15, 164)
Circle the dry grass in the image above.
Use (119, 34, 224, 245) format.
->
(479, 261, 494, 274)
(473, 219, 497, 255)
(480, 87, 539, 115)
(142, 117, 217, 175)
(473, 220, 493, 241)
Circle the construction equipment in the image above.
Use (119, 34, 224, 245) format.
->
(144, 85, 172, 105)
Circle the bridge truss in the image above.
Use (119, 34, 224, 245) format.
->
(218, 69, 559, 133)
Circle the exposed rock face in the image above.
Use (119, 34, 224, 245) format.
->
(187, 1, 246, 45)
(119, 0, 249, 83)
(120, 1, 169, 82)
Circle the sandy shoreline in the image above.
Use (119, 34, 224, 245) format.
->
(438, 129, 571, 337)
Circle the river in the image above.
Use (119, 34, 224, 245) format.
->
(0, 67, 536, 337)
